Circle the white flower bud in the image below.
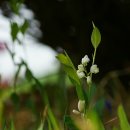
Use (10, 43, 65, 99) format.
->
(77, 70, 85, 78)
(78, 100, 85, 112)
(87, 76, 92, 84)
(90, 64, 99, 74)
(72, 109, 80, 115)
(81, 55, 90, 66)
(78, 64, 84, 72)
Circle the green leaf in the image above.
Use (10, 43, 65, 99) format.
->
(20, 20, 29, 34)
(91, 22, 101, 49)
(2, 120, 7, 130)
(56, 52, 84, 100)
(48, 108, 60, 130)
(47, 118, 53, 130)
(37, 121, 44, 130)
(11, 22, 19, 41)
(64, 115, 79, 130)
(56, 54, 71, 67)
(87, 110, 105, 130)
(25, 68, 33, 81)
(10, 120, 15, 130)
(118, 104, 130, 130)
(10, 0, 24, 14)
(14, 63, 23, 86)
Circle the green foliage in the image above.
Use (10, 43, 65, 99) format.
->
(10, 20, 29, 42)
(47, 118, 53, 130)
(10, 0, 24, 14)
(10, 22, 19, 41)
(25, 67, 33, 81)
(118, 104, 130, 130)
(2, 120, 7, 130)
(10, 120, 15, 130)
(91, 22, 101, 49)
(64, 115, 79, 130)
(47, 108, 60, 130)
(37, 121, 44, 130)
(14, 63, 23, 86)
(2, 120, 15, 130)
(87, 110, 105, 130)
(20, 20, 29, 34)
(56, 52, 84, 100)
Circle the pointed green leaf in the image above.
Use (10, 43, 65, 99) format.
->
(118, 104, 130, 130)
(37, 121, 44, 130)
(10, 120, 15, 130)
(56, 54, 71, 67)
(20, 20, 29, 34)
(9, 0, 24, 14)
(11, 22, 19, 41)
(47, 118, 53, 130)
(56, 52, 84, 100)
(91, 23, 101, 49)
(14, 63, 23, 86)
(2, 120, 7, 130)
(48, 108, 60, 130)
(25, 68, 33, 81)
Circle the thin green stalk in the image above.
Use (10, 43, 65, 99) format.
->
(92, 48, 97, 66)
(90, 48, 97, 79)
(88, 48, 97, 100)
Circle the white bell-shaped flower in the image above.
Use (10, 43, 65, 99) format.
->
(77, 70, 85, 79)
(90, 64, 99, 74)
(78, 100, 85, 112)
(81, 55, 90, 66)
(72, 109, 80, 115)
(78, 64, 84, 72)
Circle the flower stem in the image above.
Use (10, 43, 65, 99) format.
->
(88, 48, 97, 100)
(90, 48, 97, 78)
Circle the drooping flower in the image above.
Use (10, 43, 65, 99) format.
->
(72, 109, 80, 115)
(81, 55, 90, 66)
(77, 70, 85, 79)
(90, 64, 99, 74)
(78, 100, 85, 112)
(78, 64, 84, 72)
(87, 76, 92, 84)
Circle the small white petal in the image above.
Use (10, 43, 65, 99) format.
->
(78, 100, 85, 112)
(90, 64, 99, 74)
(77, 70, 85, 78)
(78, 64, 84, 72)
(72, 109, 80, 115)
(81, 55, 90, 66)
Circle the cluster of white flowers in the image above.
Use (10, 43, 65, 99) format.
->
(72, 100, 85, 116)
(76, 55, 99, 84)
